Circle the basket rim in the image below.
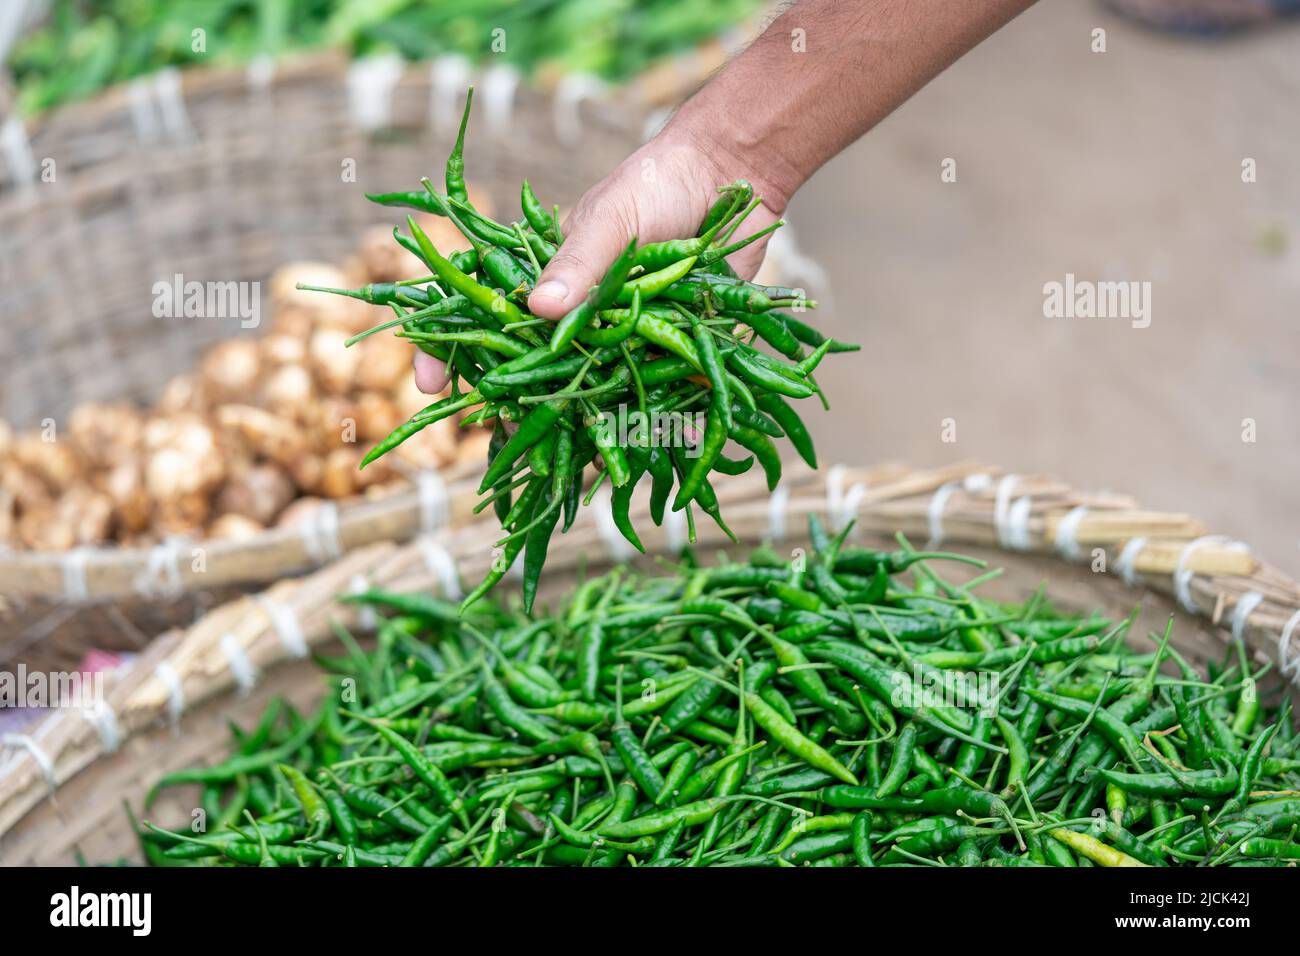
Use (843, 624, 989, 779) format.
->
(0, 461, 484, 601)
(1, 459, 1298, 844)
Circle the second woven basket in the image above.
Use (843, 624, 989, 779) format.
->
(0, 55, 668, 669)
(1, 460, 1296, 864)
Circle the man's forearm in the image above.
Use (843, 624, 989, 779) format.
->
(511, 0, 1033, 323)
(670, 0, 1036, 209)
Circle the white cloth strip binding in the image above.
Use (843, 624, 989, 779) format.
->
(1230, 591, 1265, 645)
(1114, 536, 1147, 586)
(154, 662, 185, 725)
(0, 734, 55, 789)
(80, 703, 120, 753)
(1055, 506, 1089, 561)
(0, 695, 49, 782)
(347, 54, 404, 132)
(0, 0, 35, 65)
(255, 595, 308, 658)
(1279, 608, 1300, 679)
(924, 473, 993, 549)
(134, 537, 185, 597)
(1005, 496, 1033, 551)
(825, 464, 848, 529)
(0, 117, 37, 191)
(417, 537, 462, 599)
(430, 55, 472, 136)
(642, 107, 671, 143)
(925, 481, 959, 548)
(1173, 535, 1242, 614)
(61, 547, 90, 601)
(834, 482, 867, 533)
(348, 575, 378, 633)
(553, 73, 605, 146)
(219, 633, 258, 693)
(480, 64, 519, 140)
(665, 505, 687, 553)
(246, 54, 276, 90)
(593, 488, 635, 562)
(417, 470, 450, 535)
(299, 501, 342, 564)
(992, 474, 1021, 549)
(127, 77, 161, 143)
(154, 68, 195, 142)
(767, 486, 790, 543)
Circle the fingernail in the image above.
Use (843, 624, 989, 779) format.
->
(532, 280, 569, 302)
(413, 351, 449, 395)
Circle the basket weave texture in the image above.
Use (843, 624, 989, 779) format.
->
(1, 460, 1296, 865)
(0, 52, 668, 666)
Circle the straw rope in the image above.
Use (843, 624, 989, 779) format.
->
(0, 461, 485, 600)
(1, 460, 1296, 862)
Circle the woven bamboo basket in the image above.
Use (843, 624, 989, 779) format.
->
(0, 50, 691, 669)
(1, 460, 1296, 865)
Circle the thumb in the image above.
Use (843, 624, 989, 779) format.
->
(527, 202, 634, 320)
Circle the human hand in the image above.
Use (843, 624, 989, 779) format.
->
(413, 0, 1035, 394)
(525, 129, 785, 320)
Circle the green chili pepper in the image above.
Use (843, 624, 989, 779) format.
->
(1097, 765, 1239, 799)
(727, 421, 782, 490)
(399, 814, 455, 867)
(611, 669, 667, 801)
(550, 239, 638, 354)
(347, 714, 468, 824)
(408, 217, 526, 327)
(445, 87, 472, 205)
(877, 723, 918, 798)
(520, 179, 556, 242)
(615, 255, 698, 306)
(755, 393, 817, 468)
(276, 764, 330, 839)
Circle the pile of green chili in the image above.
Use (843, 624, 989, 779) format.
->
(301, 88, 855, 611)
(138, 517, 1300, 867)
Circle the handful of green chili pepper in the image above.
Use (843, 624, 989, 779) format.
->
(303, 89, 858, 614)
(138, 515, 1298, 867)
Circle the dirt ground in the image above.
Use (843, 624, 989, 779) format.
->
(785, 0, 1299, 574)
